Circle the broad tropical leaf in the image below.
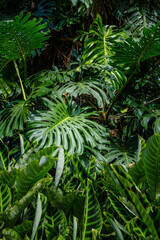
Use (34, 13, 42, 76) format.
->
(109, 70, 127, 91)
(0, 182, 11, 213)
(31, 194, 42, 240)
(27, 97, 104, 154)
(0, 177, 50, 228)
(83, 14, 124, 65)
(142, 134, 160, 200)
(126, 3, 160, 34)
(0, 12, 49, 60)
(55, 146, 64, 187)
(16, 156, 55, 199)
(44, 209, 68, 239)
(2, 228, 23, 240)
(0, 100, 31, 138)
(104, 138, 138, 167)
(111, 23, 160, 73)
(14, 220, 33, 237)
(129, 137, 146, 184)
(57, 79, 108, 108)
(0, 168, 19, 188)
(82, 179, 102, 239)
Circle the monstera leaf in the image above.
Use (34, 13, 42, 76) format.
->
(0, 100, 31, 138)
(111, 23, 160, 73)
(57, 79, 108, 108)
(0, 12, 49, 62)
(27, 97, 105, 154)
(83, 14, 124, 65)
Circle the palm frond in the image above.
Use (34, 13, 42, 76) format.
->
(27, 97, 105, 154)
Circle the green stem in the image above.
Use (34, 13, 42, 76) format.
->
(0, 153, 6, 171)
(14, 61, 27, 101)
(23, 55, 27, 78)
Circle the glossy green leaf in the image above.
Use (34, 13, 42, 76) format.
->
(31, 193, 42, 240)
(0, 177, 50, 228)
(2, 228, 23, 240)
(111, 165, 159, 240)
(111, 23, 160, 73)
(82, 179, 102, 240)
(0, 100, 31, 138)
(16, 156, 55, 199)
(142, 134, 160, 200)
(14, 220, 33, 236)
(0, 182, 11, 213)
(0, 12, 49, 60)
(28, 97, 104, 154)
(55, 146, 64, 187)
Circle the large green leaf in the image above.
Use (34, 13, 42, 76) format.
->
(14, 220, 33, 237)
(55, 146, 64, 187)
(2, 228, 23, 240)
(126, 3, 160, 34)
(142, 134, 160, 200)
(44, 209, 67, 239)
(0, 100, 31, 137)
(31, 193, 42, 240)
(83, 14, 123, 65)
(111, 23, 160, 73)
(15, 156, 55, 199)
(82, 179, 102, 239)
(0, 182, 11, 213)
(0, 168, 19, 188)
(27, 97, 104, 154)
(57, 79, 108, 108)
(0, 12, 49, 60)
(129, 137, 146, 184)
(0, 177, 50, 228)
(111, 165, 159, 240)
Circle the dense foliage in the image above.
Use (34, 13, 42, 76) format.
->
(0, 0, 160, 239)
